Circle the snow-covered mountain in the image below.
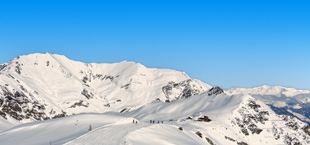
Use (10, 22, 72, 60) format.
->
(227, 85, 310, 125)
(0, 53, 310, 145)
(0, 53, 211, 122)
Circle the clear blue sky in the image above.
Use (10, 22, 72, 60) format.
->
(1, 0, 309, 89)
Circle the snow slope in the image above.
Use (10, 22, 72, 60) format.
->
(0, 113, 122, 145)
(0, 92, 309, 145)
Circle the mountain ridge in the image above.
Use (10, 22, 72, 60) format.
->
(0, 53, 211, 123)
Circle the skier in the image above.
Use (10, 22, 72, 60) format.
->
(153, 120, 155, 124)
(89, 124, 92, 131)
(161, 121, 163, 124)
(136, 121, 137, 124)
(133, 119, 135, 123)
(157, 120, 159, 124)
(150, 120, 152, 124)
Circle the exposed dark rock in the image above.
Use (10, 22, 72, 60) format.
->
(81, 89, 93, 99)
(15, 65, 21, 74)
(241, 128, 249, 136)
(248, 123, 263, 134)
(121, 84, 130, 89)
(284, 135, 301, 145)
(104, 75, 114, 81)
(282, 116, 300, 131)
(286, 121, 299, 130)
(52, 111, 66, 119)
(120, 108, 127, 113)
(186, 116, 193, 120)
(20, 85, 27, 92)
(196, 131, 202, 138)
(0, 64, 6, 71)
(205, 137, 214, 145)
(237, 141, 249, 145)
(0, 98, 3, 106)
(303, 125, 310, 136)
(69, 100, 89, 108)
(82, 76, 88, 83)
(162, 79, 203, 101)
(225, 136, 236, 142)
(207, 86, 224, 96)
(95, 74, 103, 78)
(0, 110, 6, 119)
(248, 100, 261, 111)
(272, 124, 283, 140)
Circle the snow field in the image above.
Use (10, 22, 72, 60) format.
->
(0, 113, 122, 145)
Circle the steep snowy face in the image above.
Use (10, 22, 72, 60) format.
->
(0, 53, 212, 122)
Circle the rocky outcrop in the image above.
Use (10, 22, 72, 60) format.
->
(231, 99, 310, 145)
(232, 100, 267, 136)
(162, 79, 206, 101)
(207, 86, 224, 96)
(0, 85, 48, 121)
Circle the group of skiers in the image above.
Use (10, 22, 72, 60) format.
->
(131, 119, 164, 124)
(150, 120, 163, 124)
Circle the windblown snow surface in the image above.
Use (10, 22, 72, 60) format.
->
(0, 53, 310, 145)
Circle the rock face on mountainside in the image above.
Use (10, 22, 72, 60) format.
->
(0, 53, 211, 122)
(227, 86, 310, 125)
(232, 98, 310, 145)
(207, 86, 224, 96)
(225, 97, 310, 145)
(162, 79, 208, 102)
